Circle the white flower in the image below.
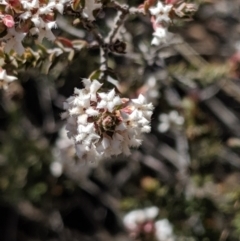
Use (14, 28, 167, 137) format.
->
(50, 161, 63, 177)
(155, 219, 175, 241)
(19, 11, 32, 20)
(21, 0, 39, 10)
(97, 89, 121, 112)
(39, 2, 55, 15)
(73, 88, 90, 108)
(151, 27, 168, 46)
(0, 28, 26, 55)
(30, 18, 56, 42)
(0, 69, 17, 90)
(123, 206, 159, 231)
(145, 206, 160, 220)
(149, 1, 172, 24)
(123, 207, 175, 241)
(143, 75, 161, 103)
(50, 0, 69, 14)
(82, 0, 102, 21)
(158, 110, 184, 133)
(131, 94, 154, 119)
(82, 78, 102, 101)
(62, 79, 153, 162)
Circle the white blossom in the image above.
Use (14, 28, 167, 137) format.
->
(123, 206, 159, 231)
(149, 1, 172, 24)
(151, 27, 168, 46)
(143, 75, 161, 104)
(0, 69, 17, 90)
(39, 3, 55, 15)
(97, 89, 122, 112)
(21, 0, 39, 10)
(0, 27, 26, 55)
(131, 94, 154, 119)
(123, 207, 175, 241)
(50, 161, 63, 177)
(155, 219, 175, 241)
(82, 79, 102, 101)
(30, 18, 56, 42)
(50, 0, 69, 14)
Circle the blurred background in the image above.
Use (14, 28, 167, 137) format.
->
(2, 0, 240, 240)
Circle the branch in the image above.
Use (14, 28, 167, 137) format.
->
(108, 1, 143, 15)
(99, 45, 108, 81)
(80, 17, 108, 80)
(106, 9, 128, 44)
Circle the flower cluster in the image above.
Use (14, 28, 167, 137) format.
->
(62, 79, 153, 163)
(158, 110, 184, 133)
(123, 206, 175, 241)
(148, 0, 197, 45)
(0, 0, 102, 55)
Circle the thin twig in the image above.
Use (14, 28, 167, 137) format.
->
(108, 1, 143, 15)
(107, 10, 128, 44)
(99, 45, 108, 81)
(80, 16, 108, 80)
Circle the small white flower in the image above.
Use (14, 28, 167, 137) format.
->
(123, 206, 159, 231)
(149, 1, 172, 24)
(0, 69, 17, 90)
(158, 122, 170, 133)
(123, 210, 145, 230)
(85, 108, 99, 116)
(73, 89, 90, 108)
(39, 2, 55, 15)
(30, 18, 56, 42)
(52, 0, 69, 14)
(50, 162, 63, 177)
(21, 0, 39, 10)
(131, 94, 154, 119)
(0, 28, 26, 55)
(151, 27, 168, 46)
(144, 206, 160, 220)
(155, 219, 175, 241)
(83, 79, 102, 101)
(158, 111, 184, 133)
(97, 89, 121, 112)
(123, 207, 175, 241)
(19, 11, 32, 20)
(77, 114, 88, 125)
(141, 75, 161, 104)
